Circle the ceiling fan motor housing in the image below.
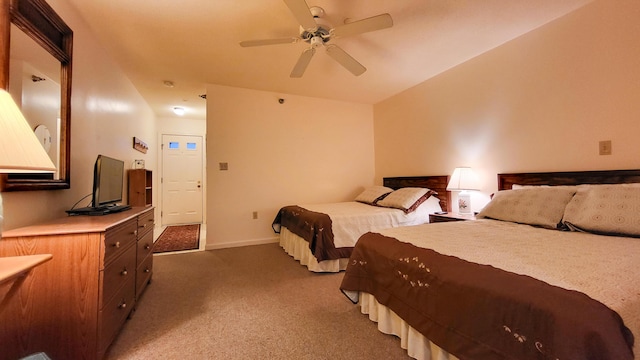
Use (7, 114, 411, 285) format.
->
(309, 6, 325, 18)
(300, 26, 330, 44)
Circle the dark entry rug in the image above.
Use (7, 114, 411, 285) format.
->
(154, 224, 200, 253)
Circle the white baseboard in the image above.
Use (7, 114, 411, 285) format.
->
(205, 236, 279, 250)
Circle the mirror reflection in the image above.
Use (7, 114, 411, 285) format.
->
(2, 0, 73, 191)
(9, 24, 61, 179)
(34, 124, 52, 153)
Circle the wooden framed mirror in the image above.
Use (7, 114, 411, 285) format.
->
(0, 0, 72, 191)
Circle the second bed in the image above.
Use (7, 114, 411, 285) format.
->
(273, 176, 450, 272)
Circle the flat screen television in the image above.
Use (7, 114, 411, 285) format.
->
(93, 154, 125, 208)
(67, 155, 130, 215)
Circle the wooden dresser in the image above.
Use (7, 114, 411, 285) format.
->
(0, 207, 154, 360)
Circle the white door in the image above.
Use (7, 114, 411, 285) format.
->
(161, 134, 204, 225)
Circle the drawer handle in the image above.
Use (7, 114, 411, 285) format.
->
(144, 244, 151, 250)
(144, 268, 150, 273)
(121, 268, 128, 276)
(134, 230, 138, 236)
(119, 301, 127, 309)
(114, 241, 120, 248)
(142, 223, 148, 228)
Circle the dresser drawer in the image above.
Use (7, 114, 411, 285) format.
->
(0, 207, 154, 360)
(98, 275, 135, 358)
(100, 244, 136, 309)
(137, 210, 155, 238)
(104, 219, 137, 266)
(136, 230, 154, 265)
(136, 253, 153, 299)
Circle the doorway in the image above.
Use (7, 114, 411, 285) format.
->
(161, 134, 204, 226)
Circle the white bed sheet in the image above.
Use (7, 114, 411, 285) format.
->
(279, 196, 442, 272)
(354, 219, 640, 360)
(301, 196, 442, 248)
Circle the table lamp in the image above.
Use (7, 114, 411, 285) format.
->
(0, 89, 56, 236)
(446, 167, 479, 214)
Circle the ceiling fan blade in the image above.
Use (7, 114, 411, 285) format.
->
(290, 48, 316, 78)
(325, 44, 366, 76)
(239, 38, 298, 47)
(283, 0, 317, 31)
(331, 13, 393, 38)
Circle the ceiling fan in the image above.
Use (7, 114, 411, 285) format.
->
(239, 0, 393, 78)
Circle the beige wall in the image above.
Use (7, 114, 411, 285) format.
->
(374, 0, 640, 213)
(5, 0, 637, 242)
(206, 84, 374, 248)
(157, 117, 206, 138)
(2, 0, 157, 230)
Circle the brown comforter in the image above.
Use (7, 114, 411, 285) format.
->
(340, 232, 634, 360)
(272, 205, 352, 262)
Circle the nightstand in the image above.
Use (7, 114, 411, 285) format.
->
(429, 212, 476, 223)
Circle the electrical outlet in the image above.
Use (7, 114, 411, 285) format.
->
(599, 140, 612, 155)
(252, 211, 258, 219)
(219, 162, 229, 170)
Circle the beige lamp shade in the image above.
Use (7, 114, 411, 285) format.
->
(0, 89, 56, 173)
(446, 167, 480, 191)
(447, 167, 479, 214)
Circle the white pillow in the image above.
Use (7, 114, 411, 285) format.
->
(512, 184, 550, 189)
(415, 195, 443, 220)
(355, 186, 394, 205)
(477, 186, 577, 229)
(562, 184, 640, 237)
(377, 187, 433, 214)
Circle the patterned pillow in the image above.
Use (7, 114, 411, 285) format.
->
(355, 186, 394, 205)
(477, 186, 577, 229)
(377, 187, 435, 214)
(562, 184, 640, 237)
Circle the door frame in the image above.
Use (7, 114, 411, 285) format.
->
(158, 133, 207, 250)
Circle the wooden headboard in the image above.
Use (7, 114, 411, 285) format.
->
(383, 176, 451, 212)
(498, 169, 640, 191)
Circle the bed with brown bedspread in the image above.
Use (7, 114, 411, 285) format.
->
(340, 169, 640, 360)
(272, 176, 450, 272)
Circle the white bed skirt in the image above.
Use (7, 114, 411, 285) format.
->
(359, 292, 459, 360)
(279, 227, 349, 272)
(280, 227, 457, 358)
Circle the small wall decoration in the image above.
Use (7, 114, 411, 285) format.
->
(134, 159, 145, 169)
(133, 137, 148, 153)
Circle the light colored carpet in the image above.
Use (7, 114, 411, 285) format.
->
(105, 243, 410, 359)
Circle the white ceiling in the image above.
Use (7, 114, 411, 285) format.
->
(65, 0, 593, 120)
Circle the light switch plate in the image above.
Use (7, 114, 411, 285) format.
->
(599, 140, 612, 155)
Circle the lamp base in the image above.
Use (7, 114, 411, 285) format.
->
(457, 190, 471, 214)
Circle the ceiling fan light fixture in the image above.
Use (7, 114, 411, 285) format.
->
(310, 36, 324, 47)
